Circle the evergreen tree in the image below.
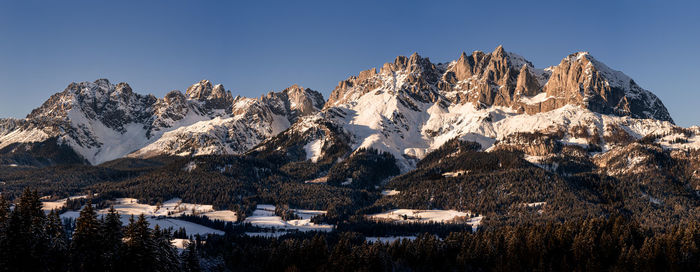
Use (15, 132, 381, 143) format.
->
(70, 200, 103, 271)
(0, 195, 9, 225)
(152, 225, 181, 272)
(121, 214, 156, 271)
(99, 206, 123, 272)
(5, 188, 49, 271)
(0, 195, 10, 272)
(181, 240, 201, 272)
(45, 210, 69, 272)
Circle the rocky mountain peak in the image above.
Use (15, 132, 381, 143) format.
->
(380, 52, 436, 76)
(251, 84, 325, 123)
(282, 84, 325, 116)
(185, 79, 214, 100)
(492, 44, 506, 57)
(93, 78, 111, 88)
(327, 52, 445, 108)
(163, 90, 186, 104)
(115, 82, 133, 95)
(185, 79, 231, 101)
(184, 79, 234, 113)
(441, 45, 533, 107)
(542, 52, 674, 122)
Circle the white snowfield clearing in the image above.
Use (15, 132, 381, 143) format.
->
(60, 208, 224, 237)
(107, 198, 237, 222)
(243, 204, 333, 232)
(41, 195, 91, 212)
(57, 198, 238, 236)
(368, 209, 483, 231)
(47, 197, 237, 222)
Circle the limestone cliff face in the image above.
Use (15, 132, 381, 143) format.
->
(439, 46, 542, 108)
(540, 52, 673, 122)
(325, 46, 673, 123)
(515, 65, 541, 97)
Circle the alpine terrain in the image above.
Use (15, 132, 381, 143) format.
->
(1, 46, 699, 271)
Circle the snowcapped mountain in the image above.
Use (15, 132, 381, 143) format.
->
(0, 46, 695, 168)
(129, 84, 324, 158)
(0, 79, 324, 165)
(254, 46, 693, 170)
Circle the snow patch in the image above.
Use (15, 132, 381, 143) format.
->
(381, 189, 400, 196)
(523, 202, 546, 208)
(303, 139, 324, 163)
(519, 93, 553, 105)
(442, 170, 469, 177)
(41, 195, 90, 212)
(183, 161, 197, 172)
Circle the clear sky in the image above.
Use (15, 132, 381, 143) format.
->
(1, 0, 698, 126)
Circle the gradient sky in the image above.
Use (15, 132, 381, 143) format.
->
(1, 0, 698, 126)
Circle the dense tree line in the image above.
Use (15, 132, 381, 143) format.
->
(0, 137, 87, 167)
(326, 148, 400, 190)
(196, 215, 700, 272)
(2, 189, 699, 271)
(0, 163, 137, 200)
(0, 189, 201, 272)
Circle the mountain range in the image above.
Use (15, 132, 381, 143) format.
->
(0, 46, 697, 170)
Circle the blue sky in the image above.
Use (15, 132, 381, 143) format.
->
(1, 0, 698, 126)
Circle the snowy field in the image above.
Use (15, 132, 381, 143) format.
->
(45, 197, 235, 236)
(59, 208, 224, 236)
(243, 204, 333, 232)
(44, 197, 237, 222)
(43, 198, 333, 237)
(41, 195, 90, 211)
(42, 197, 487, 237)
(368, 209, 483, 231)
